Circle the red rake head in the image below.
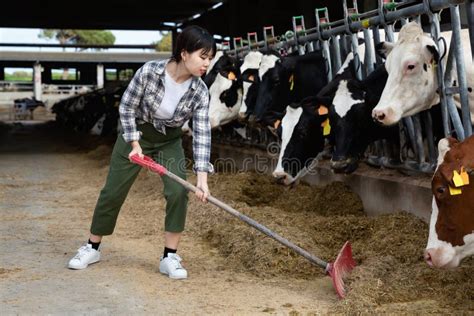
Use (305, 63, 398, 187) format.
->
(326, 241, 356, 299)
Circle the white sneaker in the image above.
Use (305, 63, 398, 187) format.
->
(159, 253, 188, 279)
(68, 244, 101, 270)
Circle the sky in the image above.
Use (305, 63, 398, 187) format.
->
(0, 28, 164, 52)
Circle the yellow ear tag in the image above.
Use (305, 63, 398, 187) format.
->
(453, 170, 465, 187)
(460, 167, 470, 185)
(248, 74, 254, 82)
(318, 105, 328, 115)
(289, 74, 294, 91)
(274, 119, 281, 129)
(228, 72, 236, 80)
(449, 185, 462, 195)
(321, 119, 331, 136)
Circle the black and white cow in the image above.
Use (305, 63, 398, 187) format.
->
(238, 51, 263, 120)
(204, 51, 243, 128)
(182, 51, 242, 134)
(253, 51, 329, 123)
(271, 100, 330, 184)
(267, 51, 369, 184)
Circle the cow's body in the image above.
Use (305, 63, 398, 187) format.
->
(425, 135, 474, 268)
(372, 22, 474, 126)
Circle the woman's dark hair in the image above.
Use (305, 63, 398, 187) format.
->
(171, 25, 216, 62)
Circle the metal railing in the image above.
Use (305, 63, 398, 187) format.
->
(226, 0, 472, 174)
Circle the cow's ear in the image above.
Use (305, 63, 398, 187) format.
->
(425, 45, 440, 64)
(375, 42, 395, 59)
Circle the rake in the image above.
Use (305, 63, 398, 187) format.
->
(130, 154, 356, 298)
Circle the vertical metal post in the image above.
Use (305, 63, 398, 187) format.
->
(33, 62, 42, 101)
(444, 38, 466, 140)
(292, 15, 306, 55)
(96, 63, 104, 89)
(412, 114, 426, 164)
(450, 5, 472, 137)
(372, 25, 383, 65)
(263, 26, 274, 50)
(316, 7, 333, 81)
(344, 0, 363, 80)
(332, 35, 342, 74)
(403, 117, 418, 158)
(247, 32, 258, 51)
(421, 111, 437, 165)
(430, 13, 451, 137)
(363, 28, 375, 74)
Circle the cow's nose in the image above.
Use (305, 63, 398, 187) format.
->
(272, 171, 287, 179)
(424, 250, 434, 267)
(372, 109, 386, 122)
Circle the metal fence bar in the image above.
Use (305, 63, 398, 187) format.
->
(363, 28, 375, 74)
(444, 33, 467, 139)
(230, 0, 464, 55)
(224, 0, 470, 174)
(412, 114, 426, 164)
(421, 110, 437, 164)
(429, 12, 452, 137)
(450, 5, 473, 137)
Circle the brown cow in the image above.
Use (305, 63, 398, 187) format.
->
(425, 135, 474, 268)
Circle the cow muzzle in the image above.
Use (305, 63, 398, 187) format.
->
(272, 171, 296, 186)
(424, 247, 459, 269)
(372, 107, 398, 126)
(238, 111, 248, 121)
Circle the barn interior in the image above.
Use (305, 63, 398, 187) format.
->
(0, 0, 473, 314)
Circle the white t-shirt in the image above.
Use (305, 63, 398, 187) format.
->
(155, 70, 192, 119)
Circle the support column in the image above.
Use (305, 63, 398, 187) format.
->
(0, 67, 4, 80)
(33, 63, 42, 101)
(96, 63, 104, 89)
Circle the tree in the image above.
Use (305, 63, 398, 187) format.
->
(39, 29, 116, 79)
(38, 29, 115, 47)
(153, 32, 172, 52)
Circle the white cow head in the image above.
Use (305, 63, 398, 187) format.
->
(372, 22, 440, 125)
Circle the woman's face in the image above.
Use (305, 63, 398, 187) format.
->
(182, 48, 214, 77)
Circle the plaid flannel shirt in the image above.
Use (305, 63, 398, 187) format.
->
(119, 59, 213, 173)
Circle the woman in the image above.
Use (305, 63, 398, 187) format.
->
(68, 25, 216, 280)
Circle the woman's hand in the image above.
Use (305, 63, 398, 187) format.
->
(195, 171, 210, 203)
(128, 141, 143, 161)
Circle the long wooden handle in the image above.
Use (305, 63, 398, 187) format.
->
(130, 154, 329, 269)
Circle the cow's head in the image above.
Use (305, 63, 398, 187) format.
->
(372, 22, 440, 125)
(204, 52, 243, 128)
(425, 135, 474, 268)
(272, 98, 329, 185)
(254, 53, 290, 123)
(239, 51, 263, 120)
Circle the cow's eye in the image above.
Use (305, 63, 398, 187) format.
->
(436, 186, 446, 194)
(407, 64, 416, 70)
